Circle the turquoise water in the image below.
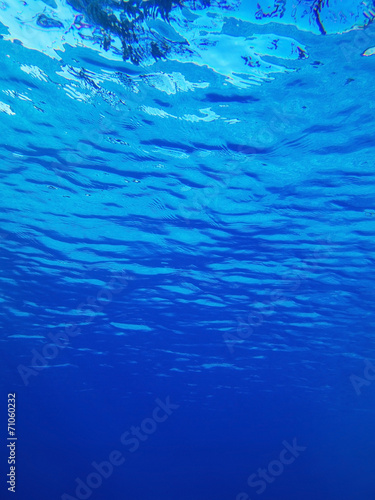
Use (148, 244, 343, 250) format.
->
(1, 1, 375, 499)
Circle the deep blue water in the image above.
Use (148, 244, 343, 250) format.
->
(1, 1, 375, 499)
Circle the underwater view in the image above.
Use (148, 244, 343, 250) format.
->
(1, 0, 375, 498)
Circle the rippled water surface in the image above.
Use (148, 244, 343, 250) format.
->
(1, 1, 375, 499)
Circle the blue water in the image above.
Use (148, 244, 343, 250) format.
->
(1, 1, 375, 499)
